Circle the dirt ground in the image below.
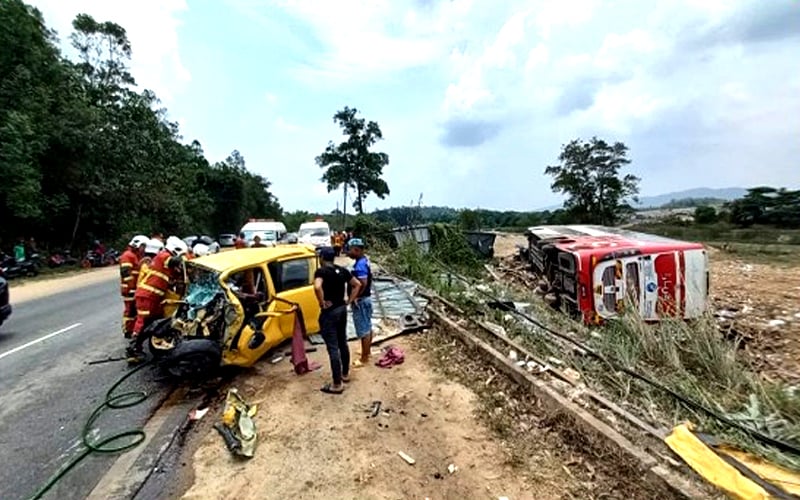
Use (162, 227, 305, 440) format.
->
(182, 337, 579, 500)
(8, 266, 115, 303)
(708, 247, 800, 381)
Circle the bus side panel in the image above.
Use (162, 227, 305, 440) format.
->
(654, 253, 678, 317)
(683, 249, 708, 318)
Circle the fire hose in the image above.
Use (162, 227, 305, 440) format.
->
(28, 361, 153, 500)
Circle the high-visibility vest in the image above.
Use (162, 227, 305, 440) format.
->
(137, 250, 179, 298)
(119, 249, 140, 298)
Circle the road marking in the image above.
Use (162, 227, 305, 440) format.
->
(0, 323, 82, 361)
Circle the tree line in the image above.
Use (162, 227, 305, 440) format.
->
(0, 0, 280, 251)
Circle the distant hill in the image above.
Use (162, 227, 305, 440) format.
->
(634, 187, 747, 209)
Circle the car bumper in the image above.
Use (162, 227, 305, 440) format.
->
(0, 303, 11, 324)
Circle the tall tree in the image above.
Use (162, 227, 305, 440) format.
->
(316, 106, 390, 219)
(544, 137, 640, 225)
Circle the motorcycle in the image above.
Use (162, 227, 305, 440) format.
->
(80, 249, 120, 268)
(0, 253, 41, 279)
(48, 250, 79, 268)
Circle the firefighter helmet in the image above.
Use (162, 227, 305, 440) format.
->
(129, 234, 149, 248)
(145, 238, 164, 255)
(165, 236, 189, 256)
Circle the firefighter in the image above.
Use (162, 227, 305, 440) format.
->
(137, 238, 164, 288)
(128, 236, 189, 363)
(119, 235, 148, 338)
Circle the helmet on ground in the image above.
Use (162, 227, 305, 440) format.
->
(348, 238, 365, 248)
(165, 236, 189, 256)
(193, 243, 210, 257)
(145, 238, 164, 255)
(129, 234, 149, 248)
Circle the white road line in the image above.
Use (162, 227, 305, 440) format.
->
(0, 323, 82, 361)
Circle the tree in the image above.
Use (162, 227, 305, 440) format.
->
(727, 187, 800, 229)
(316, 106, 390, 220)
(694, 206, 717, 224)
(544, 137, 640, 225)
(457, 209, 482, 230)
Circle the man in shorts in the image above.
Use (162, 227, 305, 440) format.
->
(347, 238, 374, 367)
(314, 247, 362, 393)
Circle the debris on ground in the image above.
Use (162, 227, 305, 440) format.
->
(215, 388, 257, 458)
(376, 345, 405, 368)
(183, 337, 579, 499)
(398, 450, 416, 465)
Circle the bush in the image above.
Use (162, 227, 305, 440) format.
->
(694, 206, 718, 224)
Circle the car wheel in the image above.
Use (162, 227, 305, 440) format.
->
(161, 339, 222, 380)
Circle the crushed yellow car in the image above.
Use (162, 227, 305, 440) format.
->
(145, 246, 322, 377)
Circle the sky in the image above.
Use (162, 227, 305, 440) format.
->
(28, 0, 800, 213)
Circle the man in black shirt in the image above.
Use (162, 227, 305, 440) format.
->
(314, 247, 362, 394)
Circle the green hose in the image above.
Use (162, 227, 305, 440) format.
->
(28, 361, 153, 500)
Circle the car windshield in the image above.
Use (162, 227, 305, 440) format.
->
(184, 266, 221, 308)
(299, 228, 329, 238)
(242, 230, 277, 241)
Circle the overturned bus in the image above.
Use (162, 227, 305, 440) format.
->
(523, 225, 709, 324)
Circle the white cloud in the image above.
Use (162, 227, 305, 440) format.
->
(28, 0, 190, 104)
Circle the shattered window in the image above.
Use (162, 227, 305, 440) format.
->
(625, 262, 640, 304)
(269, 258, 311, 293)
(602, 266, 616, 312)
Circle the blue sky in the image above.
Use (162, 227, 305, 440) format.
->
(30, 0, 800, 213)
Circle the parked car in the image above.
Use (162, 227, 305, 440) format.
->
(218, 233, 237, 247)
(282, 233, 299, 244)
(145, 246, 322, 378)
(0, 272, 11, 327)
(183, 235, 221, 254)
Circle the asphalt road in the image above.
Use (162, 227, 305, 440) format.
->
(0, 273, 172, 500)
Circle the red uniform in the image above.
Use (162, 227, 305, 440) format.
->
(133, 249, 181, 335)
(119, 248, 140, 336)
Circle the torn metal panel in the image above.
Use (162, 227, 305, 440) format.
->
(308, 274, 429, 345)
(391, 225, 431, 253)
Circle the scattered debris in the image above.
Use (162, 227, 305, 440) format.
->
(547, 356, 564, 366)
(368, 401, 382, 418)
(398, 450, 416, 465)
(376, 346, 405, 368)
(216, 388, 258, 458)
(448, 463, 458, 474)
(86, 356, 127, 365)
(508, 350, 518, 361)
(270, 355, 284, 364)
(768, 319, 786, 328)
(189, 407, 209, 421)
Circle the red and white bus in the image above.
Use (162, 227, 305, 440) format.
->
(524, 225, 709, 324)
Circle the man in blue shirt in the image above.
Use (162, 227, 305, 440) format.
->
(347, 238, 373, 367)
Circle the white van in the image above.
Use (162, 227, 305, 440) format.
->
(298, 220, 331, 248)
(239, 219, 287, 246)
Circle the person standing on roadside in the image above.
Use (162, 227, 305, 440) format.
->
(314, 247, 362, 394)
(234, 232, 247, 249)
(347, 238, 374, 368)
(251, 233, 266, 248)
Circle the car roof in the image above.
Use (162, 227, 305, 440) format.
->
(189, 246, 316, 272)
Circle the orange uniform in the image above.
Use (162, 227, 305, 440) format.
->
(119, 248, 140, 337)
(133, 249, 182, 336)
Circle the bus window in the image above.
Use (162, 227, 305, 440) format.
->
(625, 262, 640, 305)
(602, 266, 616, 312)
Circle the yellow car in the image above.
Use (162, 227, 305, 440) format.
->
(146, 246, 322, 377)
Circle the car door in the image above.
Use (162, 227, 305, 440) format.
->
(267, 255, 321, 339)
